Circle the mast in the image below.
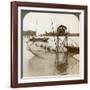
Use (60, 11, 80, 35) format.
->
(35, 19, 38, 36)
(51, 19, 61, 66)
(56, 32, 60, 65)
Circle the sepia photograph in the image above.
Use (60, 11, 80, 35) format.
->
(22, 11, 80, 77)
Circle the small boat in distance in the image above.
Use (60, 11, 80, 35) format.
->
(29, 37, 49, 42)
(65, 46, 79, 54)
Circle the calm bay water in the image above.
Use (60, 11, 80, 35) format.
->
(23, 36, 80, 77)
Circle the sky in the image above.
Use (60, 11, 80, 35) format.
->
(23, 12, 80, 35)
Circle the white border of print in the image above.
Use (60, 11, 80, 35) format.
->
(18, 6, 84, 83)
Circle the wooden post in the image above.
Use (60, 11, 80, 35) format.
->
(56, 35, 59, 65)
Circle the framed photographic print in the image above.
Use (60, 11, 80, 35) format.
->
(11, 1, 88, 88)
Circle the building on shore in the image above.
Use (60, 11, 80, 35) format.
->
(23, 30, 36, 38)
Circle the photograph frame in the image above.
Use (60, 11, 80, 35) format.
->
(11, 1, 88, 88)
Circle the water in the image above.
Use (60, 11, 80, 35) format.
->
(23, 36, 80, 77)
